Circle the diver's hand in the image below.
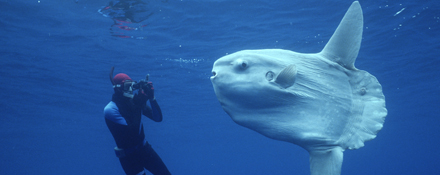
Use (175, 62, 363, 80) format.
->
(143, 82, 154, 100)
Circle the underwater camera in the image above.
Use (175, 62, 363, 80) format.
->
(130, 74, 151, 91)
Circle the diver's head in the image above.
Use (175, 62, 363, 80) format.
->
(113, 73, 135, 98)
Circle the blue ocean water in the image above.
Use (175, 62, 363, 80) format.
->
(1, 0, 439, 174)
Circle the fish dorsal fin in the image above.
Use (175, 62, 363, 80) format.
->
(320, 1, 363, 70)
(275, 64, 297, 88)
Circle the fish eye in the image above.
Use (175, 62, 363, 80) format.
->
(266, 71, 274, 81)
(239, 60, 248, 69)
(235, 59, 248, 70)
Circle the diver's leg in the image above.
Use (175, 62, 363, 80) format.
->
(141, 143, 171, 175)
(119, 154, 145, 175)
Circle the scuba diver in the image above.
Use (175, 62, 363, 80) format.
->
(104, 67, 171, 175)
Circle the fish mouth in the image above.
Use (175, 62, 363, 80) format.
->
(210, 70, 217, 80)
(210, 70, 219, 82)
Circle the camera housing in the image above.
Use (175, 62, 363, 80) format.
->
(132, 80, 150, 91)
(131, 74, 151, 92)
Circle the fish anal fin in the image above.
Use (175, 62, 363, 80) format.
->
(309, 147, 344, 175)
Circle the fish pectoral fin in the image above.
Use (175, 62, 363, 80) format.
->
(274, 64, 297, 88)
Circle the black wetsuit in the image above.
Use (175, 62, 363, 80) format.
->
(104, 93, 171, 175)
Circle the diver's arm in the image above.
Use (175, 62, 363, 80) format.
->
(150, 98, 163, 122)
(142, 98, 163, 122)
(140, 81, 162, 122)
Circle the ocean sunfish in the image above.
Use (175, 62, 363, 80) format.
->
(210, 1, 387, 175)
